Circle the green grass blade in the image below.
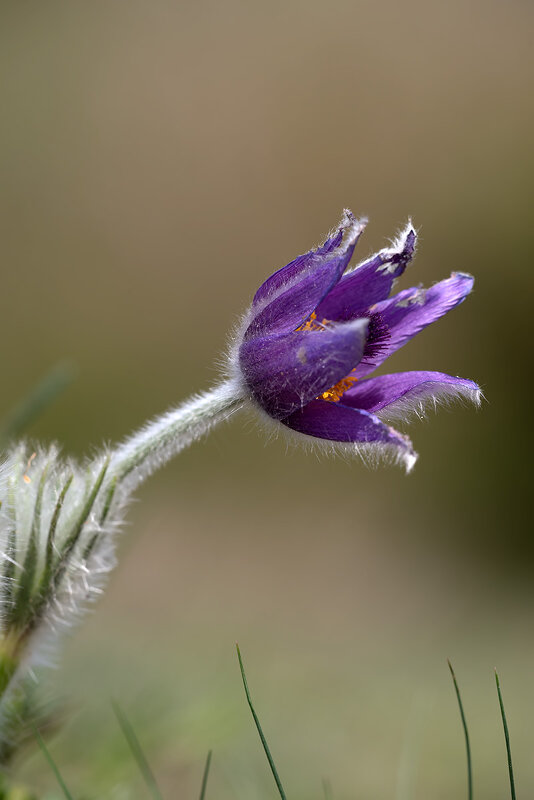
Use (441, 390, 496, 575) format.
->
(322, 777, 333, 800)
(199, 749, 212, 800)
(236, 644, 287, 800)
(447, 660, 472, 800)
(33, 725, 74, 800)
(495, 670, 517, 800)
(0, 361, 76, 447)
(112, 700, 164, 800)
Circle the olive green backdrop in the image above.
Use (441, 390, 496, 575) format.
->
(0, 1, 532, 797)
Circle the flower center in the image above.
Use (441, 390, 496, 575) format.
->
(295, 312, 358, 403)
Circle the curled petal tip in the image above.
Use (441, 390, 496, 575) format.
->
(339, 211, 368, 246)
(452, 271, 475, 285)
(447, 271, 475, 299)
(341, 208, 367, 226)
(470, 383, 484, 407)
(395, 220, 417, 254)
(404, 450, 418, 473)
(386, 426, 418, 472)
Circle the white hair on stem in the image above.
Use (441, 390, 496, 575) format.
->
(108, 380, 244, 495)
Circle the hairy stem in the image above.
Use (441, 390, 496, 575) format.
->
(0, 383, 244, 752)
(108, 381, 244, 493)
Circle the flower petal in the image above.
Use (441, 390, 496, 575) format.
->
(244, 213, 366, 340)
(341, 371, 481, 419)
(282, 399, 416, 470)
(240, 319, 368, 419)
(252, 209, 358, 306)
(315, 222, 416, 321)
(354, 272, 475, 377)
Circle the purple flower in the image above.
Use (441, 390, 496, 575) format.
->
(235, 210, 480, 470)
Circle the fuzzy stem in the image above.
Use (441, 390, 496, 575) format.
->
(0, 382, 245, 768)
(108, 380, 245, 492)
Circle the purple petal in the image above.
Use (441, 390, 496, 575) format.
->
(341, 371, 481, 418)
(282, 399, 416, 470)
(244, 214, 366, 340)
(252, 209, 358, 306)
(315, 222, 416, 322)
(240, 319, 368, 419)
(354, 272, 475, 378)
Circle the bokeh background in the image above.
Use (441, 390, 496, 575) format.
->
(0, 0, 532, 797)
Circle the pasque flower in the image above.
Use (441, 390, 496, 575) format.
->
(0, 208, 480, 760)
(236, 210, 480, 470)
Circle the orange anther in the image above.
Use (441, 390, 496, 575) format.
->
(320, 375, 358, 403)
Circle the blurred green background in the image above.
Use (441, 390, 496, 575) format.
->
(0, 0, 532, 797)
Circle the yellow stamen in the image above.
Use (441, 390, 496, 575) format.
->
(295, 311, 331, 332)
(320, 375, 358, 403)
(296, 313, 358, 402)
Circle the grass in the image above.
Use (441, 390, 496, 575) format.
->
(236, 644, 287, 800)
(25, 659, 523, 800)
(448, 660, 472, 800)
(198, 750, 212, 800)
(111, 700, 164, 800)
(495, 670, 517, 800)
(32, 726, 74, 800)
(0, 362, 76, 449)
